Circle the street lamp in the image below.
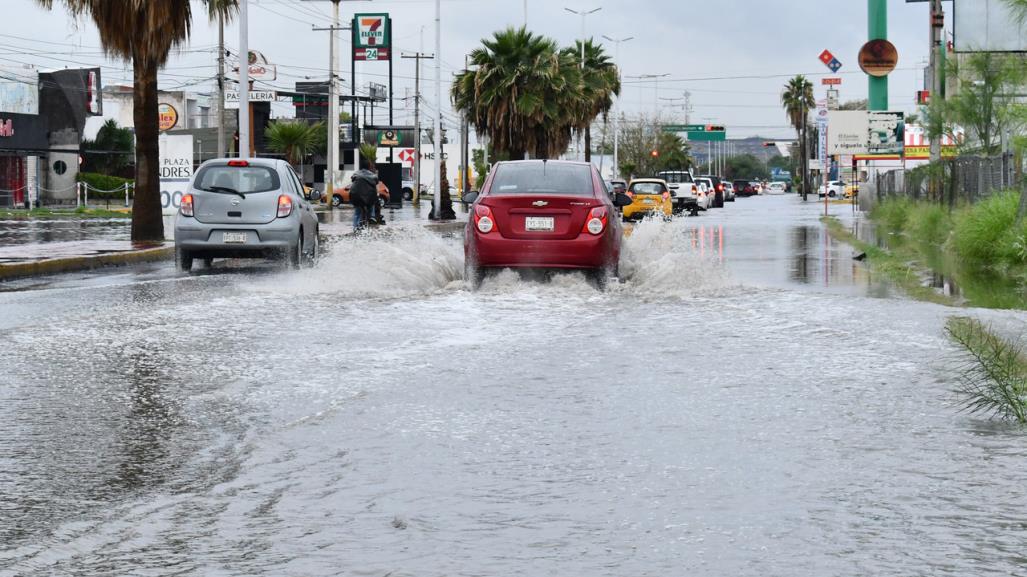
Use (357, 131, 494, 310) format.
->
(602, 34, 632, 180)
(566, 6, 601, 162)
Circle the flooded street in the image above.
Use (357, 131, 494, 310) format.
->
(2, 196, 1026, 576)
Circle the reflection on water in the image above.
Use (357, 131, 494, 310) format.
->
(0, 218, 130, 246)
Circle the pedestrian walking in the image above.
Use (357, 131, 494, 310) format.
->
(343, 169, 390, 230)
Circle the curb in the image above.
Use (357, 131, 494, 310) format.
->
(0, 245, 174, 281)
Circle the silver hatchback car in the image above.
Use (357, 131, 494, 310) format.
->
(174, 158, 321, 271)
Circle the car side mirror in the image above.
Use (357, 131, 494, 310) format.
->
(461, 191, 479, 204)
(614, 193, 633, 208)
(308, 189, 322, 202)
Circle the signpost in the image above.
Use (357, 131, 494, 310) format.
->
(225, 90, 276, 109)
(352, 13, 395, 168)
(158, 133, 193, 217)
(816, 99, 829, 215)
(663, 123, 726, 142)
(818, 49, 843, 73)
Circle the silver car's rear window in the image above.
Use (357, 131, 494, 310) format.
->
(489, 163, 594, 196)
(629, 182, 666, 195)
(195, 165, 281, 194)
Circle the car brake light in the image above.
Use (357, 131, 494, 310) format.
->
(691, 185, 698, 194)
(227, 160, 249, 167)
(582, 206, 608, 236)
(717, 184, 724, 192)
(474, 204, 494, 234)
(180, 193, 194, 217)
(277, 194, 293, 218)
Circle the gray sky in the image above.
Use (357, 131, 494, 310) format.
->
(8, 0, 950, 140)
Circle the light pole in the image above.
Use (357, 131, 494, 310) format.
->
(434, 0, 442, 218)
(238, 0, 249, 158)
(566, 7, 601, 161)
(603, 34, 632, 179)
(307, 0, 354, 199)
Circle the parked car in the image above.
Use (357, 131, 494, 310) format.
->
(818, 180, 846, 198)
(699, 175, 726, 208)
(693, 177, 715, 210)
(766, 182, 787, 195)
(462, 160, 631, 288)
(750, 180, 765, 195)
(622, 178, 673, 222)
(656, 170, 700, 214)
(722, 181, 736, 202)
(175, 158, 321, 271)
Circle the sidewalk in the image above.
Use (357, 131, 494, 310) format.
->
(0, 240, 172, 280)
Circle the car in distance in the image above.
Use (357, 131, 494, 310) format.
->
(606, 179, 627, 196)
(693, 177, 716, 210)
(462, 160, 631, 288)
(656, 170, 701, 214)
(699, 175, 726, 208)
(621, 178, 673, 222)
(818, 180, 846, 198)
(175, 158, 321, 271)
(766, 181, 787, 194)
(722, 181, 736, 202)
(733, 179, 755, 197)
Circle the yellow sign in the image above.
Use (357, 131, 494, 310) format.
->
(158, 103, 178, 132)
(904, 145, 957, 160)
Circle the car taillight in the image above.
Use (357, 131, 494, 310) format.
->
(180, 193, 194, 217)
(277, 194, 293, 218)
(582, 206, 608, 236)
(691, 185, 698, 194)
(474, 204, 494, 234)
(717, 184, 724, 192)
(227, 160, 249, 167)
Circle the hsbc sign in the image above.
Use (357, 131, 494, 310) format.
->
(354, 13, 390, 49)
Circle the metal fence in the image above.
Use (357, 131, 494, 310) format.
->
(874, 154, 1022, 208)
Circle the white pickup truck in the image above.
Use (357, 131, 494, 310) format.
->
(657, 170, 707, 215)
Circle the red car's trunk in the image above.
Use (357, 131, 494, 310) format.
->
(483, 195, 598, 241)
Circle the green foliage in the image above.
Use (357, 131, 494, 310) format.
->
(452, 28, 618, 159)
(767, 154, 790, 171)
(265, 120, 323, 166)
(77, 172, 132, 201)
(81, 119, 133, 175)
(946, 316, 1027, 424)
(358, 143, 378, 169)
(616, 117, 692, 177)
(724, 154, 769, 181)
(871, 197, 913, 234)
(952, 191, 1025, 268)
(909, 203, 954, 246)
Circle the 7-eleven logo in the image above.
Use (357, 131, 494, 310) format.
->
(360, 17, 384, 46)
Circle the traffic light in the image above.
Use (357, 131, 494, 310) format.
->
(916, 90, 931, 105)
(650, 149, 659, 158)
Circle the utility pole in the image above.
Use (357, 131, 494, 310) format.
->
(433, 0, 442, 219)
(308, 0, 353, 197)
(868, 0, 889, 111)
(217, 12, 226, 158)
(603, 35, 632, 179)
(566, 6, 601, 161)
(238, 0, 249, 158)
(402, 51, 434, 205)
(928, 0, 944, 167)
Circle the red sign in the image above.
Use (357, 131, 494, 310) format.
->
(822, 78, 842, 86)
(0, 119, 12, 137)
(819, 50, 835, 66)
(354, 47, 390, 61)
(398, 148, 416, 163)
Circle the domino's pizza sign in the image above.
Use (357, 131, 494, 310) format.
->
(819, 49, 843, 73)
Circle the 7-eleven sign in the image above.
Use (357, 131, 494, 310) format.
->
(354, 13, 390, 49)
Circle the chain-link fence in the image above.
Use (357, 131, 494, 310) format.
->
(874, 154, 1022, 208)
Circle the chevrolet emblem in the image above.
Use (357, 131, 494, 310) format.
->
(532, 200, 548, 207)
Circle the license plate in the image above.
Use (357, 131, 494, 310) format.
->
(524, 216, 554, 232)
(223, 232, 247, 244)
(643, 198, 655, 205)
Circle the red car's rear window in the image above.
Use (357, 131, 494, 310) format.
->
(489, 163, 594, 197)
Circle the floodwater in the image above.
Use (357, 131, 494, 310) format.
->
(0, 218, 130, 247)
(2, 196, 1026, 576)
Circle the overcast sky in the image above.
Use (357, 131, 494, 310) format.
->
(7, 0, 952, 140)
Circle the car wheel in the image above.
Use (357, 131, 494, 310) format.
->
(175, 246, 193, 272)
(465, 260, 484, 290)
(304, 228, 320, 267)
(287, 234, 302, 269)
(403, 188, 413, 201)
(332, 194, 344, 208)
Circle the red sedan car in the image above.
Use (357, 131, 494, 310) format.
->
(463, 160, 632, 288)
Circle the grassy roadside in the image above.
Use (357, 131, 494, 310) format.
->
(0, 207, 131, 220)
(947, 317, 1027, 424)
(822, 215, 958, 306)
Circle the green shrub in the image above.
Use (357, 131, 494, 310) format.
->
(76, 172, 133, 200)
(872, 197, 913, 233)
(951, 191, 1021, 268)
(947, 316, 1027, 424)
(909, 203, 953, 246)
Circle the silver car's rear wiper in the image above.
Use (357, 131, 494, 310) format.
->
(204, 185, 246, 199)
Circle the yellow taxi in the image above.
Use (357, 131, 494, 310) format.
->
(622, 178, 673, 222)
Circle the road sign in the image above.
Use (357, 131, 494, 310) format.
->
(355, 47, 391, 61)
(662, 124, 705, 132)
(687, 131, 726, 142)
(225, 90, 276, 103)
(822, 78, 842, 85)
(354, 13, 391, 49)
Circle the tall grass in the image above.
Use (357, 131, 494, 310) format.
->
(946, 317, 1027, 424)
(908, 203, 953, 246)
(951, 191, 1026, 269)
(871, 197, 913, 234)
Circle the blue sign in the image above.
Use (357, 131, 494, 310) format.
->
(828, 58, 843, 73)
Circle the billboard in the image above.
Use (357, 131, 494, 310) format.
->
(828, 111, 905, 158)
(0, 65, 38, 114)
(159, 133, 193, 216)
(954, 0, 1027, 53)
(354, 13, 390, 49)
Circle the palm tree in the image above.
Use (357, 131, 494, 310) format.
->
(266, 120, 323, 167)
(562, 39, 620, 162)
(781, 75, 815, 200)
(37, 0, 237, 242)
(452, 27, 584, 159)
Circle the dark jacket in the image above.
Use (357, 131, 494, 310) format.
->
(350, 170, 379, 208)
